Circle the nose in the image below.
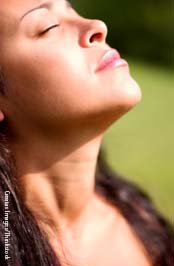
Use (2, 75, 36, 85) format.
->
(79, 19, 108, 47)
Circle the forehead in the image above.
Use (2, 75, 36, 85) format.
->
(0, 0, 47, 25)
(0, 1, 47, 36)
(0, 0, 44, 13)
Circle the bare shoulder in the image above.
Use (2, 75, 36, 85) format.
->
(110, 211, 152, 266)
(88, 193, 153, 266)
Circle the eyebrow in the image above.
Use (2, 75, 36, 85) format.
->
(20, 2, 52, 22)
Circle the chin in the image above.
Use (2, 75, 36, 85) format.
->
(101, 67, 142, 111)
(121, 78, 142, 109)
(93, 78, 141, 129)
(112, 69, 142, 106)
(101, 77, 142, 125)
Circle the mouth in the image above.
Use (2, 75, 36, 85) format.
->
(95, 49, 128, 72)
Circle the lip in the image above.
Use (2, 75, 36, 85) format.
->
(95, 49, 128, 72)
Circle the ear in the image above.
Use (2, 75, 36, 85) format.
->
(0, 109, 5, 122)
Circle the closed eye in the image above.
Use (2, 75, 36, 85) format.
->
(39, 24, 59, 35)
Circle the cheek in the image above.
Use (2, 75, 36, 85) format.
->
(4, 48, 92, 121)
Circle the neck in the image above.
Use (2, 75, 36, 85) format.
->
(11, 129, 104, 234)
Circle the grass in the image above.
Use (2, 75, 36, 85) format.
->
(103, 59, 174, 222)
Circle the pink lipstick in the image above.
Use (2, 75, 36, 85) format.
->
(95, 49, 128, 72)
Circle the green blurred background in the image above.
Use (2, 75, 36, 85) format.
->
(72, 0, 174, 221)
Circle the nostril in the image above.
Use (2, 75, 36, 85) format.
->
(89, 32, 104, 43)
(80, 19, 107, 47)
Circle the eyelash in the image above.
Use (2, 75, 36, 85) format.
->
(39, 24, 59, 35)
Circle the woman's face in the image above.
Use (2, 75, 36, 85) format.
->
(0, 0, 141, 135)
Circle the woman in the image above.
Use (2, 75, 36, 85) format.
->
(0, 0, 173, 265)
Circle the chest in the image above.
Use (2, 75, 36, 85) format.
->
(47, 199, 152, 266)
(82, 234, 151, 266)
(79, 229, 151, 266)
(55, 220, 151, 266)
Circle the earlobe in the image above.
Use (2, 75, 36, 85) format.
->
(0, 110, 5, 122)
